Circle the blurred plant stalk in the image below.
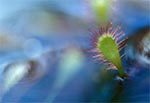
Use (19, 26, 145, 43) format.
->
(90, 0, 112, 26)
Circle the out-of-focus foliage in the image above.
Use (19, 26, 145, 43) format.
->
(90, 0, 112, 25)
(0, 0, 149, 103)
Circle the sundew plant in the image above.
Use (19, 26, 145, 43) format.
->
(88, 0, 150, 102)
(0, 0, 149, 103)
(91, 22, 127, 78)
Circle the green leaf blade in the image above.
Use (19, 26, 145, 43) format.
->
(97, 34, 125, 77)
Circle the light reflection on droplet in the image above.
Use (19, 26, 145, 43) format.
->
(23, 38, 43, 58)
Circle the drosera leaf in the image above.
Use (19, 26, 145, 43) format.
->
(98, 34, 125, 77)
(91, 22, 127, 78)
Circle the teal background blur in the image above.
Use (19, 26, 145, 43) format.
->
(0, 0, 149, 103)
